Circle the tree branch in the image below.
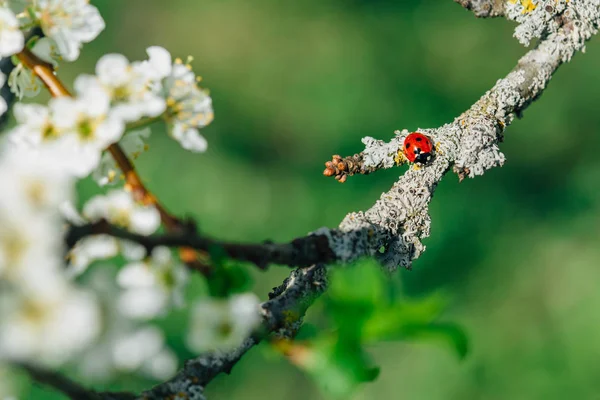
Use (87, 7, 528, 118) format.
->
(19, 363, 136, 400)
(137, 4, 600, 398)
(66, 220, 335, 270)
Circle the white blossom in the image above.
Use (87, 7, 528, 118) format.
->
(67, 234, 119, 277)
(9, 88, 125, 177)
(0, 148, 73, 215)
(76, 53, 166, 122)
(112, 326, 177, 379)
(9, 37, 61, 99)
(117, 247, 188, 320)
(76, 270, 178, 381)
(33, 0, 105, 62)
(187, 293, 261, 353)
(83, 189, 160, 235)
(0, 149, 70, 286)
(0, 6, 23, 57)
(0, 284, 101, 365)
(142, 46, 214, 152)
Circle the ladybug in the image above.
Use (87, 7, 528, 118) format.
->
(403, 132, 434, 164)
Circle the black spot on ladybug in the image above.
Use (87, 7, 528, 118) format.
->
(405, 143, 410, 149)
(416, 137, 422, 142)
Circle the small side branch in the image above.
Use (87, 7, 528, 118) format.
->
(66, 221, 336, 270)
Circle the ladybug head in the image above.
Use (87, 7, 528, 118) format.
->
(413, 149, 433, 164)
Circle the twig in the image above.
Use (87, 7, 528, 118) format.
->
(16, 48, 211, 275)
(66, 220, 335, 270)
(19, 363, 136, 400)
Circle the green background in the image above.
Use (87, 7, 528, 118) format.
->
(18, 0, 600, 399)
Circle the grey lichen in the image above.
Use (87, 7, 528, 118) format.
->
(454, 0, 507, 17)
(140, 339, 256, 400)
(361, 135, 404, 170)
(262, 263, 328, 337)
(506, 0, 599, 47)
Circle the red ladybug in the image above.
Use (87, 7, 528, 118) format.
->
(403, 132, 434, 164)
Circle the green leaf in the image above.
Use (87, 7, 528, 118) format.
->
(325, 260, 388, 341)
(401, 322, 469, 359)
(363, 292, 448, 341)
(328, 259, 385, 308)
(300, 338, 380, 399)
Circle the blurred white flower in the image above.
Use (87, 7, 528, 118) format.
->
(117, 247, 188, 320)
(7, 102, 55, 147)
(0, 6, 23, 57)
(9, 37, 61, 99)
(187, 293, 261, 353)
(0, 285, 101, 366)
(76, 269, 178, 381)
(93, 128, 150, 186)
(0, 148, 73, 215)
(112, 326, 177, 380)
(0, 149, 70, 286)
(67, 234, 119, 277)
(33, 0, 105, 61)
(83, 189, 160, 235)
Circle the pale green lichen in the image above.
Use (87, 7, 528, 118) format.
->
(506, 0, 600, 47)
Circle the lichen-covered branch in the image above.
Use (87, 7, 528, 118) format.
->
(136, 2, 600, 399)
(454, 0, 506, 17)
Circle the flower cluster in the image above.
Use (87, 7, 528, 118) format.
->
(0, 0, 262, 393)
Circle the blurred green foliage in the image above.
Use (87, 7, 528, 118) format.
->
(289, 260, 466, 398)
(17, 0, 600, 398)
